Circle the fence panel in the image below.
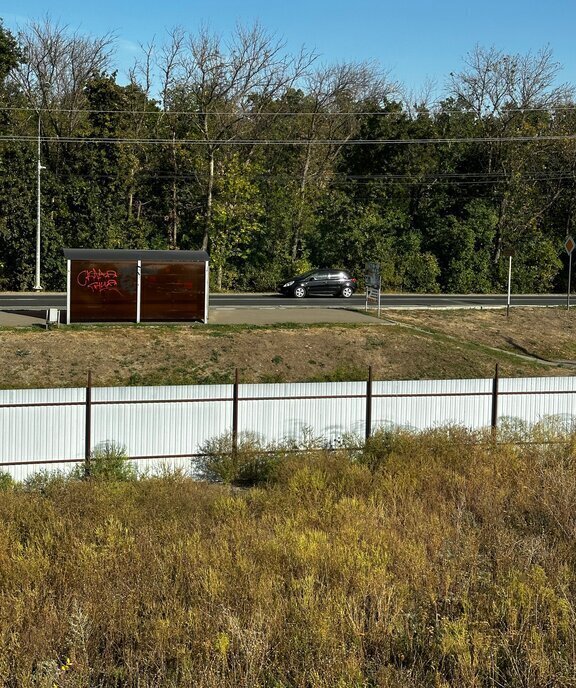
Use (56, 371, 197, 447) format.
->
(371, 378, 493, 431)
(498, 376, 576, 428)
(2, 375, 576, 480)
(92, 384, 233, 474)
(238, 382, 367, 446)
(0, 387, 85, 481)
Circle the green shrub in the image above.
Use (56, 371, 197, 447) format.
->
(74, 441, 137, 481)
(196, 432, 280, 486)
(0, 470, 14, 491)
(23, 468, 68, 493)
(353, 427, 409, 471)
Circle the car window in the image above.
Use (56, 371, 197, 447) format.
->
(328, 272, 344, 280)
(296, 270, 316, 280)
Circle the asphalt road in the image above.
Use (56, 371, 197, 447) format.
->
(0, 292, 571, 310)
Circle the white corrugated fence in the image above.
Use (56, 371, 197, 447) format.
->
(1, 375, 576, 481)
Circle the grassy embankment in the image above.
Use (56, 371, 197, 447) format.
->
(1, 426, 576, 687)
(3, 306, 576, 389)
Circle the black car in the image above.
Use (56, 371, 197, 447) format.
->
(277, 269, 358, 298)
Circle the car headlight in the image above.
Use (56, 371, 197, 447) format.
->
(283, 281, 294, 287)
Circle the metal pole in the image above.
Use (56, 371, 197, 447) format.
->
(85, 370, 92, 478)
(491, 363, 499, 431)
(232, 368, 239, 457)
(33, 114, 45, 291)
(506, 255, 512, 318)
(136, 260, 142, 323)
(365, 366, 373, 440)
(568, 251, 573, 310)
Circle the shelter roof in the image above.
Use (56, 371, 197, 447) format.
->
(64, 249, 209, 262)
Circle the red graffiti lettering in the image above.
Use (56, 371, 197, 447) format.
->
(77, 268, 121, 294)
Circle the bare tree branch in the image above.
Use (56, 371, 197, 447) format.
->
(10, 16, 115, 138)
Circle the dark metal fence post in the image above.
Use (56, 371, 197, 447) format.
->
(365, 366, 373, 441)
(491, 363, 499, 432)
(85, 370, 92, 478)
(232, 368, 239, 457)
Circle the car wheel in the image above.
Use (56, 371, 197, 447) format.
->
(293, 286, 306, 298)
(341, 286, 353, 298)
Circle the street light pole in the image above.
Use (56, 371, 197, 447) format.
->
(33, 113, 45, 291)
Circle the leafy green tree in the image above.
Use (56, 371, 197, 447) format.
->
(0, 22, 32, 289)
(0, 144, 36, 289)
(143, 24, 314, 254)
(1, 19, 576, 295)
(283, 64, 397, 264)
(448, 45, 573, 281)
(0, 19, 21, 83)
(208, 154, 264, 290)
(429, 200, 496, 292)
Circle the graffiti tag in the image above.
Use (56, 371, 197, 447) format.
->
(77, 268, 121, 294)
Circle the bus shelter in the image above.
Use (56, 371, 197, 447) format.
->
(64, 249, 209, 324)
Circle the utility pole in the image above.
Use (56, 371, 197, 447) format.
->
(33, 113, 46, 291)
(565, 236, 575, 310)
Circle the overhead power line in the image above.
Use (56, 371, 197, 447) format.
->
(2, 105, 576, 116)
(62, 171, 576, 184)
(1, 134, 576, 145)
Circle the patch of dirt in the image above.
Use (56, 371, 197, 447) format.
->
(0, 313, 572, 389)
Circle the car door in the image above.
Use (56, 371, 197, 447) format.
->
(326, 272, 345, 295)
(305, 271, 329, 294)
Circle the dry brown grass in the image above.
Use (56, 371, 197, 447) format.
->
(1, 307, 575, 389)
(1, 428, 576, 686)
(387, 306, 576, 363)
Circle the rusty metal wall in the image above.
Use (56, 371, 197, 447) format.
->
(2, 376, 576, 481)
(70, 260, 138, 322)
(140, 262, 206, 321)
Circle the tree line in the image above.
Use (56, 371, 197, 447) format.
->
(1, 18, 575, 293)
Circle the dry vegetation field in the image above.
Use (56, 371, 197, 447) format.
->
(1, 307, 576, 389)
(2, 308, 576, 686)
(1, 428, 576, 687)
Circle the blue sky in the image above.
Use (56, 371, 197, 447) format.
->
(3, 0, 575, 97)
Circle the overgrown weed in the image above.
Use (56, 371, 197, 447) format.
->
(2, 427, 576, 686)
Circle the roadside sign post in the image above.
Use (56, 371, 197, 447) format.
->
(365, 262, 381, 317)
(502, 249, 515, 319)
(565, 236, 575, 310)
(507, 255, 512, 318)
(365, 284, 381, 316)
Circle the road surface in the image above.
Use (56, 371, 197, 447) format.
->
(0, 292, 571, 311)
